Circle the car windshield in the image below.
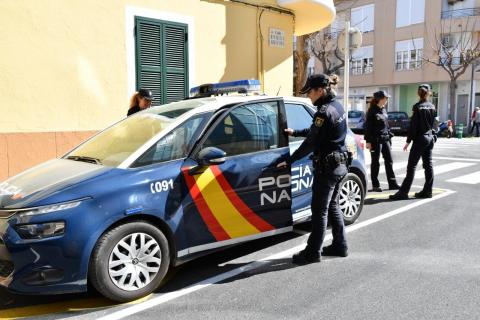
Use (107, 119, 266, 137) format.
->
(348, 111, 364, 119)
(66, 99, 214, 167)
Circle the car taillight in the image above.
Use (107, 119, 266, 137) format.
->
(354, 134, 365, 150)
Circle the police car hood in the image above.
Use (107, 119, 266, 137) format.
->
(0, 159, 110, 209)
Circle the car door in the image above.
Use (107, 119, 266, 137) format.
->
(284, 102, 316, 223)
(180, 99, 293, 256)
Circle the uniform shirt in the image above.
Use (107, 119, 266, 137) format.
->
(287, 94, 347, 165)
(127, 105, 141, 116)
(364, 104, 390, 144)
(406, 101, 437, 143)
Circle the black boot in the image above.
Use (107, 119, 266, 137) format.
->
(321, 245, 348, 257)
(371, 186, 383, 192)
(414, 190, 432, 198)
(292, 250, 320, 265)
(388, 183, 401, 190)
(389, 191, 409, 200)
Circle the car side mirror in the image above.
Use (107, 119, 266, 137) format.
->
(197, 147, 226, 166)
(189, 147, 227, 175)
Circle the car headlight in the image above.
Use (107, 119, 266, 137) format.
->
(15, 221, 65, 239)
(16, 198, 88, 218)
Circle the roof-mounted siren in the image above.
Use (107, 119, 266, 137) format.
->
(189, 79, 261, 97)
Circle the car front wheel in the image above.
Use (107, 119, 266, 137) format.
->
(89, 221, 170, 302)
(339, 173, 365, 225)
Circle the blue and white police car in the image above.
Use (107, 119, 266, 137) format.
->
(0, 80, 367, 302)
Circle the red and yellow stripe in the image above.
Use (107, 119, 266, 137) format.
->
(183, 166, 274, 241)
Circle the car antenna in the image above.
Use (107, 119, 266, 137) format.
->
(276, 86, 281, 96)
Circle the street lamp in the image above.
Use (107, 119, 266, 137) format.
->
(338, 22, 362, 120)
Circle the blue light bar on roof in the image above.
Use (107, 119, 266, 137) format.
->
(189, 79, 261, 97)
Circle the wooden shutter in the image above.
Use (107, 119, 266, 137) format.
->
(135, 17, 188, 105)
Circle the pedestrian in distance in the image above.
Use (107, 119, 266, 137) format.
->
(390, 84, 437, 200)
(364, 91, 400, 192)
(277, 74, 349, 264)
(471, 106, 480, 137)
(127, 89, 154, 116)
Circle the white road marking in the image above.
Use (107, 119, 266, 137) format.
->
(432, 156, 480, 163)
(447, 171, 480, 184)
(398, 162, 475, 179)
(366, 161, 410, 175)
(72, 189, 455, 320)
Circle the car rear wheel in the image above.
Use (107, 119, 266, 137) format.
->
(89, 221, 170, 302)
(339, 173, 365, 225)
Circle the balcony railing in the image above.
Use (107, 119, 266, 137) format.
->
(441, 7, 480, 19)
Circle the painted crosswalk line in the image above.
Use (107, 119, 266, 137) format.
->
(446, 171, 480, 184)
(397, 162, 476, 179)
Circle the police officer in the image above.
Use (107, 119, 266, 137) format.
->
(390, 84, 437, 200)
(127, 89, 154, 116)
(277, 74, 349, 264)
(364, 90, 400, 192)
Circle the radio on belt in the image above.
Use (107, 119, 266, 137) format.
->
(189, 79, 261, 97)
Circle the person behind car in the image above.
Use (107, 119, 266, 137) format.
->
(127, 89, 154, 116)
(364, 91, 400, 192)
(277, 74, 349, 264)
(390, 84, 437, 200)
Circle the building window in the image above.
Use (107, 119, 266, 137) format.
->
(396, 0, 425, 28)
(351, 4, 374, 33)
(135, 17, 188, 106)
(395, 39, 423, 71)
(351, 46, 374, 75)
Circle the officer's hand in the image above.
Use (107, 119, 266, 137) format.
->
(284, 128, 294, 136)
(277, 161, 287, 168)
(403, 143, 410, 152)
(366, 143, 372, 150)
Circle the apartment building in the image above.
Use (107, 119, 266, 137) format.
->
(311, 0, 480, 127)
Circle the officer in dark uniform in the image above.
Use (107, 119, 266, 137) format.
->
(277, 74, 349, 264)
(127, 89, 154, 116)
(364, 90, 400, 192)
(390, 84, 437, 200)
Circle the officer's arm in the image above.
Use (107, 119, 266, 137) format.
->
(406, 106, 419, 143)
(287, 123, 318, 165)
(293, 128, 310, 137)
(364, 108, 374, 143)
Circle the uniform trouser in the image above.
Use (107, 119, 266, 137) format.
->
(306, 164, 348, 256)
(370, 139, 397, 188)
(400, 135, 434, 194)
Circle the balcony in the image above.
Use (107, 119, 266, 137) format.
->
(441, 7, 480, 19)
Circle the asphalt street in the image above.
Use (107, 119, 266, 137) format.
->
(1, 136, 480, 320)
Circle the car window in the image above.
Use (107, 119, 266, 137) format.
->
(285, 103, 313, 142)
(132, 113, 210, 167)
(203, 101, 280, 157)
(348, 111, 364, 119)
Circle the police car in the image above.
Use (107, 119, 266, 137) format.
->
(0, 80, 367, 302)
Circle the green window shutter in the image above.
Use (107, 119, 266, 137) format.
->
(135, 17, 188, 105)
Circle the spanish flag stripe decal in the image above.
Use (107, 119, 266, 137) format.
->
(182, 169, 230, 241)
(193, 168, 260, 238)
(210, 165, 274, 232)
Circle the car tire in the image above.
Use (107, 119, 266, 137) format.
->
(338, 173, 365, 225)
(89, 221, 170, 302)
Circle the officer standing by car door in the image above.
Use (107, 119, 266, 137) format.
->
(390, 84, 437, 200)
(277, 74, 349, 264)
(364, 91, 400, 192)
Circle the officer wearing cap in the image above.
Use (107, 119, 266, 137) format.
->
(277, 73, 349, 264)
(127, 89, 154, 116)
(390, 84, 437, 200)
(364, 90, 400, 192)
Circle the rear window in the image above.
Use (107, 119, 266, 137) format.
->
(388, 112, 408, 120)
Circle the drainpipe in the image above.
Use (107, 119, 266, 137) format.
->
(257, 8, 265, 92)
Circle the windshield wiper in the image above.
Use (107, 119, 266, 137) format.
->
(66, 155, 102, 165)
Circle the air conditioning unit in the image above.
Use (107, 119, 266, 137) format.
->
(442, 35, 452, 48)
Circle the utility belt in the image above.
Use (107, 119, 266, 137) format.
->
(378, 131, 394, 142)
(311, 151, 352, 173)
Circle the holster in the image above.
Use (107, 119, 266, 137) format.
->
(311, 151, 350, 174)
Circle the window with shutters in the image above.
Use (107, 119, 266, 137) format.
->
(135, 17, 188, 106)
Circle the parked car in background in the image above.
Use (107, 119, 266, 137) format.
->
(388, 111, 410, 135)
(348, 110, 366, 134)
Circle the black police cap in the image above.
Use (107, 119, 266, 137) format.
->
(138, 88, 154, 100)
(373, 90, 391, 100)
(300, 74, 330, 94)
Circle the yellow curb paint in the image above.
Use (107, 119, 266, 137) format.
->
(366, 189, 444, 200)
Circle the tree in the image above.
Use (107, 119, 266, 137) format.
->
(422, 18, 480, 121)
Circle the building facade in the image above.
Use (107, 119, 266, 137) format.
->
(311, 0, 480, 129)
(1, 0, 329, 181)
